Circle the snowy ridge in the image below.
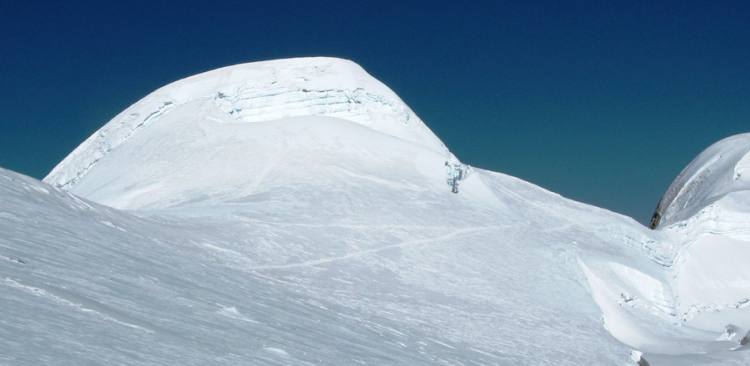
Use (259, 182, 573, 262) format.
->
(37, 113, 488, 211)
(642, 134, 750, 347)
(47, 99, 178, 190)
(45, 57, 447, 191)
(651, 133, 750, 228)
(4, 58, 750, 365)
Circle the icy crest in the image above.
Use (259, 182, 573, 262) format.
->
(651, 133, 750, 228)
(45, 57, 447, 191)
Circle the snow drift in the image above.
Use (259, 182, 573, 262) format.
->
(1, 57, 749, 365)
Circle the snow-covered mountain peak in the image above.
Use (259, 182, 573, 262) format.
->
(651, 133, 750, 228)
(43, 58, 456, 210)
(7, 56, 750, 363)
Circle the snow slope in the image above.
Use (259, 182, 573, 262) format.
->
(44, 57, 447, 195)
(651, 133, 750, 228)
(2, 58, 749, 365)
(650, 133, 750, 360)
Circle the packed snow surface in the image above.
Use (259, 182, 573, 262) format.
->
(2, 58, 749, 365)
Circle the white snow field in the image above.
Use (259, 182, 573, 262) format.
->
(1, 57, 749, 365)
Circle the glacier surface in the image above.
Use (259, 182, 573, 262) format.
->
(2, 57, 750, 365)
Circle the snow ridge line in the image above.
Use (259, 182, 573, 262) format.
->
(49, 100, 177, 190)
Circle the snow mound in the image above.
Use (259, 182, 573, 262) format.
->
(651, 134, 750, 346)
(44, 57, 448, 196)
(42, 113, 494, 211)
(651, 133, 750, 228)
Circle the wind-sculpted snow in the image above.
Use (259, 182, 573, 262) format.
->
(651, 133, 750, 228)
(45, 57, 447, 191)
(4, 58, 750, 365)
(645, 133, 750, 360)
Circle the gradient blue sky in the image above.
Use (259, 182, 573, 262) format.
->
(1, 1, 748, 223)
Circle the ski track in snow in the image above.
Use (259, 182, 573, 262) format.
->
(246, 226, 498, 271)
(245, 223, 578, 271)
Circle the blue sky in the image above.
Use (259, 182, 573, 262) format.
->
(1, 1, 748, 223)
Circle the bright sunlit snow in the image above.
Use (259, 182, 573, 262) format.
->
(2, 57, 749, 365)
